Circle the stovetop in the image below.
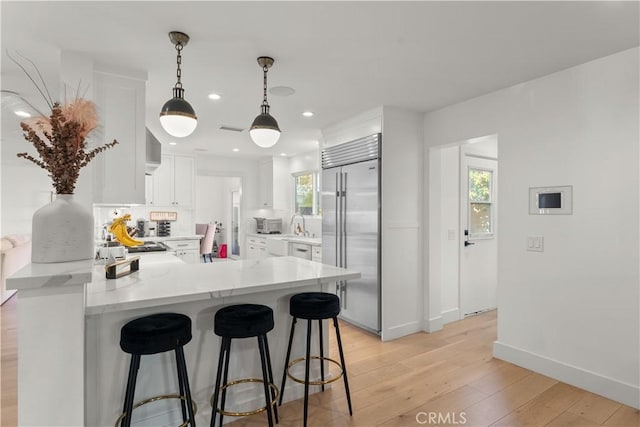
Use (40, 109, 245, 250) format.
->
(126, 242, 167, 253)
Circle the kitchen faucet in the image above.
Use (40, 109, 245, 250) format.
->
(290, 214, 306, 236)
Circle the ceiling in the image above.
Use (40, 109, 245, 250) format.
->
(1, 1, 638, 159)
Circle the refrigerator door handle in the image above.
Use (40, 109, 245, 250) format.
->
(342, 172, 347, 269)
(342, 281, 347, 309)
(336, 171, 341, 267)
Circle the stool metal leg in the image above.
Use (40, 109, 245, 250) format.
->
(176, 346, 196, 426)
(218, 337, 232, 427)
(303, 319, 312, 427)
(262, 334, 279, 423)
(121, 354, 141, 427)
(176, 349, 188, 423)
(210, 337, 229, 427)
(333, 317, 352, 416)
(279, 317, 297, 405)
(257, 335, 275, 427)
(318, 319, 325, 392)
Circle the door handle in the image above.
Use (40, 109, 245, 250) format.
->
(464, 229, 475, 247)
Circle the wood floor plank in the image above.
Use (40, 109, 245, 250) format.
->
(567, 391, 623, 424)
(602, 405, 640, 427)
(462, 372, 558, 426)
(544, 411, 600, 426)
(376, 385, 488, 427)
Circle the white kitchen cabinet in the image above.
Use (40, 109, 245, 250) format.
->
(258, 157, 290, 209)
(312, 245, 322, 262)
(150, 155, 194, 207)
(92, 70, 146, 204)
(164, 239, 199, 264)
(145, 175, 154, 205)
(246, 235, 267, 259)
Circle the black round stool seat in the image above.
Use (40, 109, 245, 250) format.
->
(290, 292, 340, 320)
(120, 313, 192, 355)
(214, 304, 274, 338)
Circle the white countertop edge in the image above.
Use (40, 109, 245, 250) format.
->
(246, 233, 322, 246)
(85, 273, 360, 316)
(7, 259, 94, 290)
(85, 257, 360, 314)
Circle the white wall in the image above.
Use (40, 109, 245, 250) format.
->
(428, 145, 460, 328)
(195, 176, 226, 224)
(380, 106, 424, 340)
(423, 47, 639, 408)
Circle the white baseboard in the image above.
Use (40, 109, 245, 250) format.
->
(382, 320, 421, 341)
(423, 316, 443, 333)
(494, 341, 640, 409)
(441, 308, 460, 325)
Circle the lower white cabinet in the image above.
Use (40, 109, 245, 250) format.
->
(312, 246, 322, 262)
(246, 236, 267, 259)
(164, 239, 200, 264)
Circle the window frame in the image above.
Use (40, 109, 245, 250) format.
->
(292, 170, 320, 216)
(467, 166, 495, 239)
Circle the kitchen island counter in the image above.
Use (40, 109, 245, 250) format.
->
(86, 255, 358, 315)
(9, 255, 359, 426)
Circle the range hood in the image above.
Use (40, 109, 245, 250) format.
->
(145, 128, 162, 174)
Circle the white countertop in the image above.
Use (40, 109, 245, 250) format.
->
(7, 259, 94, 290)
(86, 255, 358, 315)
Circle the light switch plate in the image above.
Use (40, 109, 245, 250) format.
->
(527, 236, 544, 252)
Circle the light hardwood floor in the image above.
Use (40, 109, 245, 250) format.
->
(1, 295, 637, 426)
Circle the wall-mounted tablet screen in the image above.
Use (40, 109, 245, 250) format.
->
(529, 186, 572, 215)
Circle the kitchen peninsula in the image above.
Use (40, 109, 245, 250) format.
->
(8, 254, 359, 426)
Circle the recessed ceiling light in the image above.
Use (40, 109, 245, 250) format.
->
(169, 142, 177, 146)
(14, 110, 31, 118)
(232, 148, 240, 152)
(280, 152, 287, 157)
(208, 93, 221, 100)
(269, 86, 296, 97)
(302, 111, 314, 117)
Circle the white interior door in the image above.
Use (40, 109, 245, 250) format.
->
(460, 154, 498, 316)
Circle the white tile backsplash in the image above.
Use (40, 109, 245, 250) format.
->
(94, 206, 194, 239)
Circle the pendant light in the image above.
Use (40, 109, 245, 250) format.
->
(249, 56, 281, 148)
(159, 31, 197, 138)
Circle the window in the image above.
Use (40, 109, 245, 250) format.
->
(293, 171, 320, 215)
(468, 168, 493, 236)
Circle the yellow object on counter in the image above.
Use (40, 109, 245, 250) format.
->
(108, 214, 144, 247)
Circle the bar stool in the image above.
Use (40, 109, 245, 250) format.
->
(210, 304, 279, 427)
(117, 312, 196, 427)
(279, 292, 352, 427)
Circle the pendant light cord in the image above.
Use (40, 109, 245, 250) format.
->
(262, 65, 269, 107)
(175, 42, 183, 89)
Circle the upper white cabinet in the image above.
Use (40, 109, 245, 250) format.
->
(92, 70, 146, 204)
(258, 157, 290, 209)
(150, 154, 194, 207)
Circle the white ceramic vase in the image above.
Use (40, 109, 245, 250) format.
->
(31, 194, 94, 263)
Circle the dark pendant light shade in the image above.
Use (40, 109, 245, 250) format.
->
(249, 56, 281, 148)
(159, 31, 197, 138)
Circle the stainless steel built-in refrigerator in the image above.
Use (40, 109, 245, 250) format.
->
(322, 134, 381, 334)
